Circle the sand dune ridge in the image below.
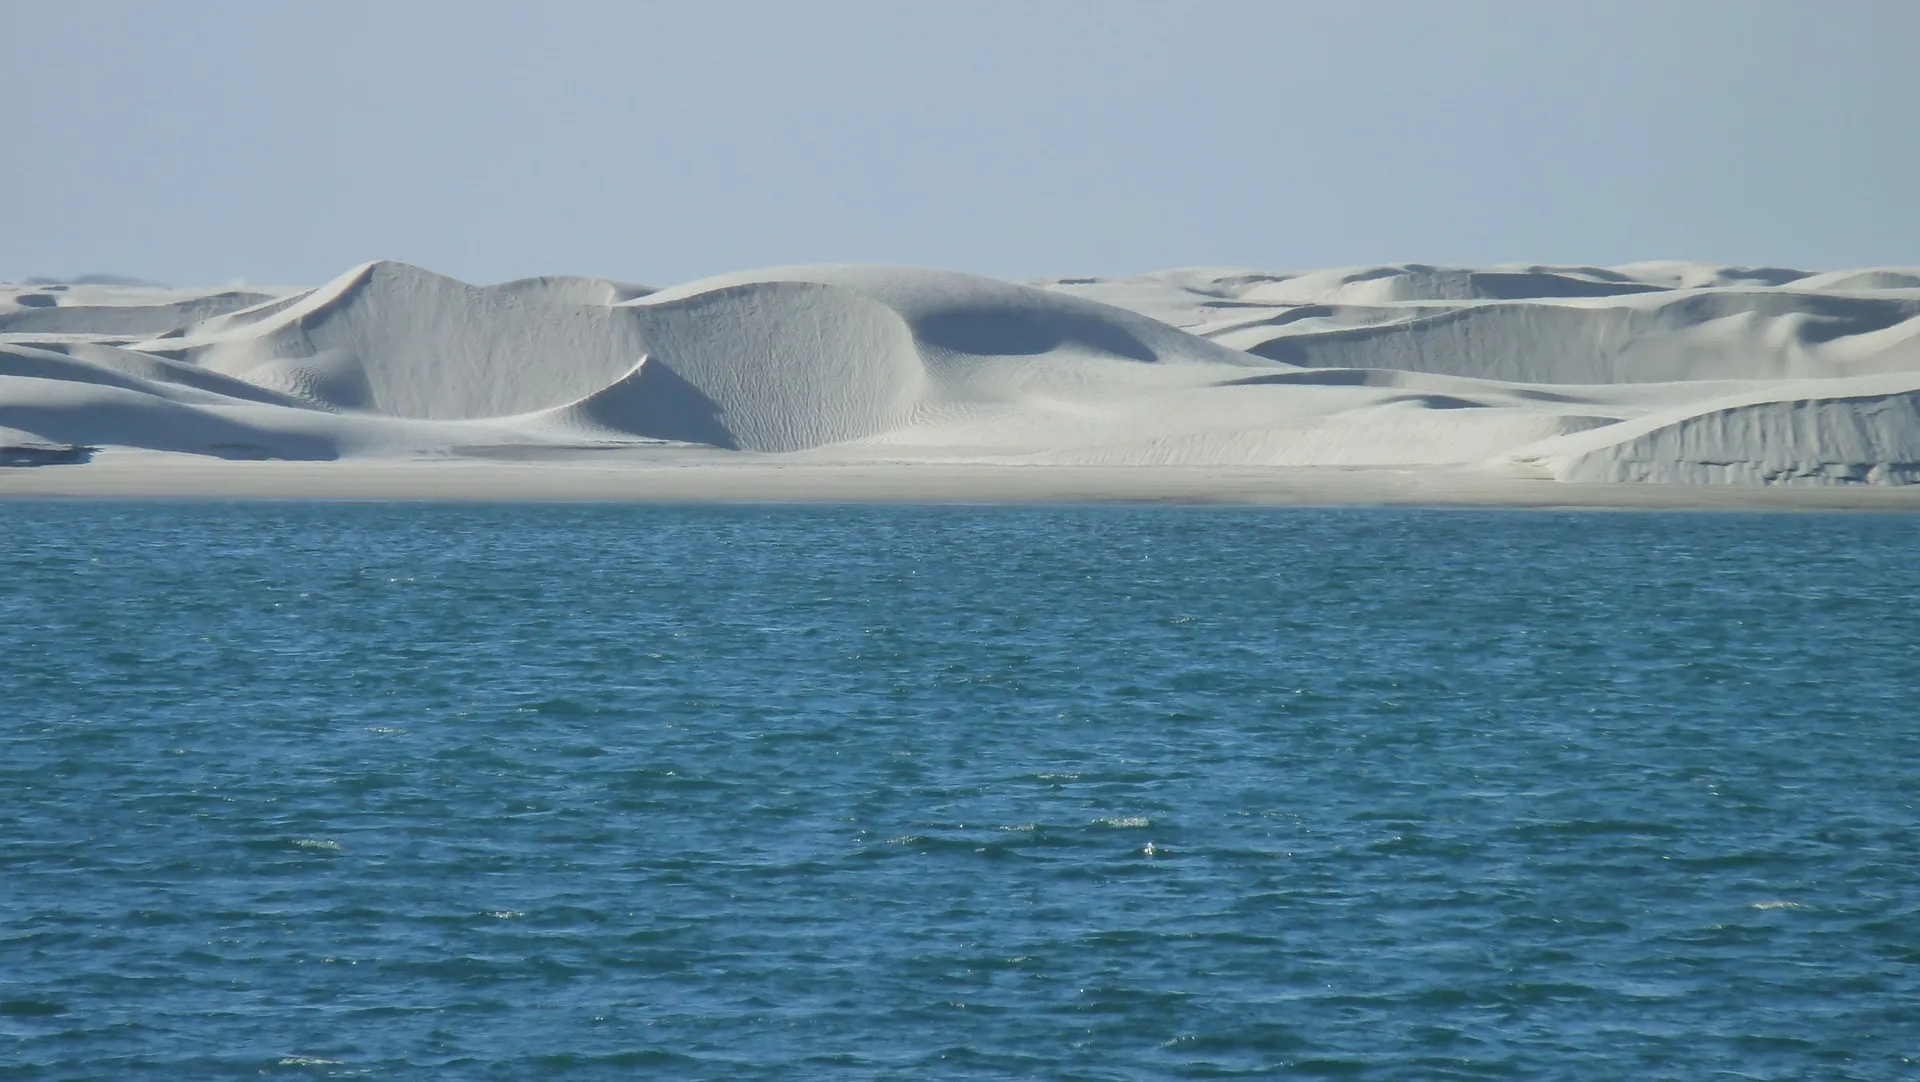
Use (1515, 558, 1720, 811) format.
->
(4, 259, 1920, 485)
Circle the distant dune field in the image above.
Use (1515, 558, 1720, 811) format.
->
(5, 260, 1920, 493)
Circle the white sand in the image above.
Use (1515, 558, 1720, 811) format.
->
(8, 456, 1920, 512)
(5, 260, 1920, 502)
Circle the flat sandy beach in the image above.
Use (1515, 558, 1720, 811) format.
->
(7, 456, 1920, 511)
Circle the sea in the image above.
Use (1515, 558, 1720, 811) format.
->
(3, 503, 1916, 1080)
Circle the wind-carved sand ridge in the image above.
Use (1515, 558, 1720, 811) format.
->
(5, 260, 1920, 505)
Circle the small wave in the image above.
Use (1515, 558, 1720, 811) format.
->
(1101, 816, 1151, 828)
(277, 1057, 343, 1067)
(292, 839, 342, 852)
(1750, 900, 1809, 911)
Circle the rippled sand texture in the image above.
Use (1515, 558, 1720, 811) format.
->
(5, 261, 1920, 487)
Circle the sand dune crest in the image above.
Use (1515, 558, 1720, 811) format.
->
(4, 260, 1920, 486)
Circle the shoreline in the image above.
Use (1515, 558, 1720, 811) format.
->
(5, 457, 1920, 512)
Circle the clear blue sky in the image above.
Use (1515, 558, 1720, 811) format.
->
(5, 1, 1916, 286)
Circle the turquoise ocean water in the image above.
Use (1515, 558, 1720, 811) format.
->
(3, 504, 1917, 1079)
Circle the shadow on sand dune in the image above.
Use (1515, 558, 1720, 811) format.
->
(561, 356, 739, 449)
(915, 307, 1157, 362)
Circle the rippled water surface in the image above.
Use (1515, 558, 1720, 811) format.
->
(4, 504, 1918, 1080)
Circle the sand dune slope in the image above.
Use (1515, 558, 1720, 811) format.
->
(1039, 263, 1920, 383)
(526, 280, 926, 452)
(1509, 373, 1920, 484)
(3, 260, 1920, 485)
(152, 262, 657, 418)
(0, 282, 283, 338)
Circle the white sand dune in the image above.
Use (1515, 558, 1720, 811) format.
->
(1509, 372, 1920, 485)
(5, 259, 1920, 490)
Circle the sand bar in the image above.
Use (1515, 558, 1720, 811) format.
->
(7, 457, 1920, 511)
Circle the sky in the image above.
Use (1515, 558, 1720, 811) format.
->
(4, 1, 1917, 287)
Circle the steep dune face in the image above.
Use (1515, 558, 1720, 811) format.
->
(4, 259, 1920, 485)
(629, 282, 927, 452)
(126, 263, 1206, 451)
(534, 265, 1272, 452)
(171, 262, 655, 419)
(543, 281, 930, 452)
(1511, 375, 1920, 485)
